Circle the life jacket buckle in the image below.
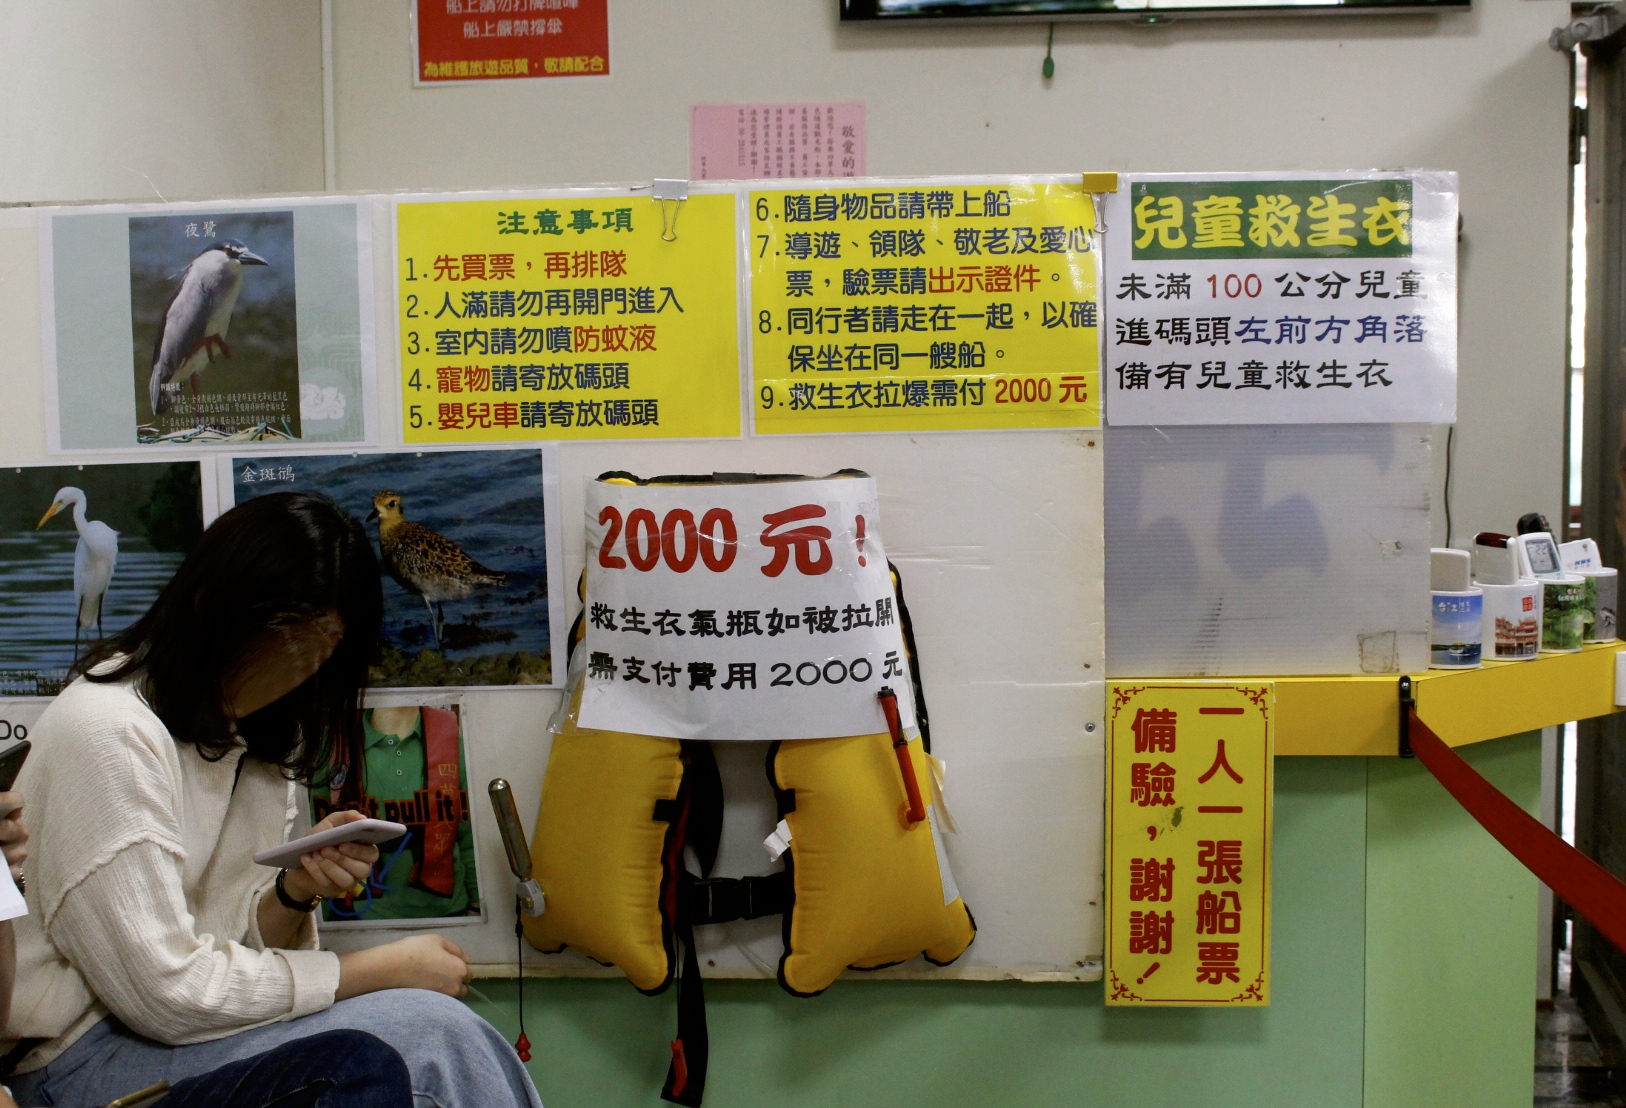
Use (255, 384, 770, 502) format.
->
(686, 873, 786, 926)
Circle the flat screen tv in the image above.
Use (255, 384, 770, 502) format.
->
(841, 0, 1469, 21)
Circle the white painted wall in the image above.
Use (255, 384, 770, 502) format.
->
(0, 0, 323, 205)
(321, 0, 1574, 968)
(0, 0, 1568, 632)
(0, 0, 1577, 974)
(330, 0, 1573, 544)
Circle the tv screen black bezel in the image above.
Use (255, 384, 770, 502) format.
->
(840, 0, 1470, 22)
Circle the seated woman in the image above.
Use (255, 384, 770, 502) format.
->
(0, 493, 540, 1108)
(0, 793, 414, 1108)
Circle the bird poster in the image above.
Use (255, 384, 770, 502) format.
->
(130, 211, 299, 442)
(0, 461, 207, 698)
(222, 447, 564, 690)
(39, 199, 376, 453)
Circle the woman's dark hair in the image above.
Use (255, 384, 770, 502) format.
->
(81, 491, 383, 790)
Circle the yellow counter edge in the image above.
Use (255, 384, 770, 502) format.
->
(1119, 641, 1626, 756)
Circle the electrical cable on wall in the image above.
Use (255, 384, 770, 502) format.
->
(1444, 424, 1455, 548)
(514, 895, 530, 1062)
(1043, 23, 1055, 79)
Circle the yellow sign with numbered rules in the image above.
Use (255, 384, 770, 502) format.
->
(749, 182, 1101, 434)
(396, 193, 741, 442)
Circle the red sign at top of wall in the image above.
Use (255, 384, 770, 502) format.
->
(415, 0, 609, 84)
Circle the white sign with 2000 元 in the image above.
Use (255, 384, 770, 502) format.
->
(577, 474, 916, 741)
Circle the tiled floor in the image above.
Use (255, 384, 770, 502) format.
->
(1538, 950, 1624, 1107)
(1536, 996, 1620, 1106)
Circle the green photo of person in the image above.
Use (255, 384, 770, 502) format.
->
(312, 704, 481, 923)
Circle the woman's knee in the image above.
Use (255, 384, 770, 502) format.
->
(329, 990, 510, 1063)
(161, 1031, 412, 1108)
(292, 1030, 412, 1088)
(338, 990, 533, 1105)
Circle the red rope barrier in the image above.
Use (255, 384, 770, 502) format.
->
(1408, 711, 1626, 956)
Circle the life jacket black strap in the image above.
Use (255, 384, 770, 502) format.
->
(660, 912, 708, 1106)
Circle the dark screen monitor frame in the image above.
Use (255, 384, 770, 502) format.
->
(840, 0, 1470, 22)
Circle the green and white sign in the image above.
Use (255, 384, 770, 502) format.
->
(1103, 171, 1457, 426)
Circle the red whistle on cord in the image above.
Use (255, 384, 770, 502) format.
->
(879, 686, 927, 827)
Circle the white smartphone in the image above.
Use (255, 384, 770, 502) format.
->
(252, 819, 408, 870)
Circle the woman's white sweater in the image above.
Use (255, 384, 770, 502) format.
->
(2, 676, 340, 1071)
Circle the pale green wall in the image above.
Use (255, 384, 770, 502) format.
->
(465, 738, 1540, 1108)
(1364, 735, 1542, 1108)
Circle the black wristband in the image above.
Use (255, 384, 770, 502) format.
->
(275, 868, 321, 913)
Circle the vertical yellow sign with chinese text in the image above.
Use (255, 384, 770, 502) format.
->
(1106, 682, 1273, 1006)
(749, 183, 1100, 433)
(396, 194, 740, 442)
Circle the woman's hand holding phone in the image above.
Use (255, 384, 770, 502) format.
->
(279, 810, 378, 904)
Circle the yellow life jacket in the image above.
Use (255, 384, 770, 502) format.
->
(524, 472, 975, 1106)
(770, 730, 975, 997)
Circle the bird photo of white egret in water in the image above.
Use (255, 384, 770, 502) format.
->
(128, 211, 300, 444)
(36, 488, 119, 650)
(0, 462, 204, 697)
(228, 448, 560, 690)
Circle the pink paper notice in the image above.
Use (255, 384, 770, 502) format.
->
(690, 102, 866, 180)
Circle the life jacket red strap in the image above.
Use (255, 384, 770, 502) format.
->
(417, 706, 462, 897)
(667, 1040, 688, 1098)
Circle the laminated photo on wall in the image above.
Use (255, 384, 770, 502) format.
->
(39, 198, 377, 451)
(311, 696, 484, 929)
(578, 471, 917, 741)
(0, 461, 208, 697)
(221, 446, 566, 690)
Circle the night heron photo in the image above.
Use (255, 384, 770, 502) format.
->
(36, 486, 119, 651)
(147, 239, 269, 417)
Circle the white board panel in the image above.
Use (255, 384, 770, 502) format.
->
(321, 431, 1106, 980)
(1105, 423, 1432, 677)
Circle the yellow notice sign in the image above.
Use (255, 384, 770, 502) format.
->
(1105, 682, 1273, 1006)
(749, 183, 1100, 433)
(395, 194, 740, 442)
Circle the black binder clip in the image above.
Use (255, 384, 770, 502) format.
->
(1398, 674, 1415, 759)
